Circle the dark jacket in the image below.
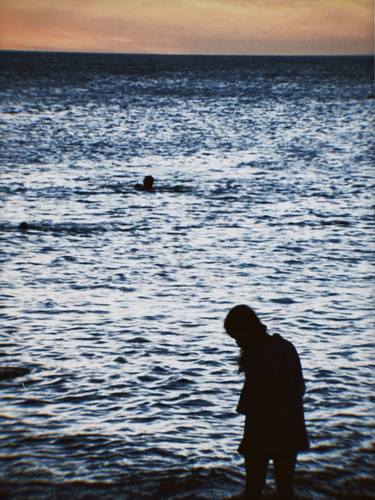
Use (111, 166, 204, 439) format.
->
(237, 334, 309, 455)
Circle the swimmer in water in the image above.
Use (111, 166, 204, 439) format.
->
(135, 175, 154, 192)
(19, 222, 29, 232)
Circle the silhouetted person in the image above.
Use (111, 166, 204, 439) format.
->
(135, 175, 154, 192)
(18, 222, 29, 232)
(224, 305, 309, 499)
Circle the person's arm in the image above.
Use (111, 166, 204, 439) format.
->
(236, 376, 250, 414)
(290, 343, 305, 396)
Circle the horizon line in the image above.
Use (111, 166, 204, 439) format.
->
(0, 48, 373, 58)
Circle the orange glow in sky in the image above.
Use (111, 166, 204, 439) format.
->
(0, 0, 373, 55)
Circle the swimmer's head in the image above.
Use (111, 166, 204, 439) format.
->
(19, 222, 29, 232)
(143, 175, 154, 191)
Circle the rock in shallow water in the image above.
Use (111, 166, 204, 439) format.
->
(0, 367, 31, 380)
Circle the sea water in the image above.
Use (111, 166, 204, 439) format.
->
(0, 52, 374, 499)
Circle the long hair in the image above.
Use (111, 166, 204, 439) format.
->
(224, 305, 267, 372)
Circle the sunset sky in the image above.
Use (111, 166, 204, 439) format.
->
(0, 0, 373, 55)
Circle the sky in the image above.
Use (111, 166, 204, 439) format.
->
(0, 0, 373, 55)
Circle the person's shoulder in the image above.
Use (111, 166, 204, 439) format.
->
(271, 334, 298, 354)
(271, 333, 287, 344)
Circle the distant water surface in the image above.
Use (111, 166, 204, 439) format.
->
(0, 52, 374, 499)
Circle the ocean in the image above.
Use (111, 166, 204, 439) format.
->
(0, 51, 374, 499)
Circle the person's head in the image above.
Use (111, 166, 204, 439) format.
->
(19, 222, 29, 232)
(143, 175, 154, 191)
(224, 304, 267, 348)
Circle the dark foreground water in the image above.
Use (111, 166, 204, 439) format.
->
(0, 52, 374, 499)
